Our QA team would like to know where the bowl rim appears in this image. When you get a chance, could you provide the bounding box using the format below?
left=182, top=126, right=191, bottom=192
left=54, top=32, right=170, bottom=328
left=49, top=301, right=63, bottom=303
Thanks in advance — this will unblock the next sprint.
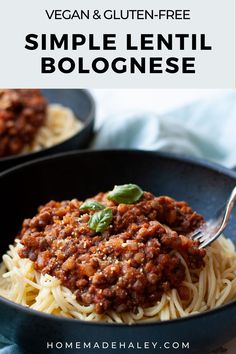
left=0, top=148, right=236, bottom=327
left=0, top=89, right=95, bottom=164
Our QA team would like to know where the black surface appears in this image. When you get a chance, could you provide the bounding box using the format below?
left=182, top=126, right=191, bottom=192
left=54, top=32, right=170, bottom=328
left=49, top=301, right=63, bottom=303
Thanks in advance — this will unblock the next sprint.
left=0, top=89, right=95, bottom=172
left=0, top=150, right=236, bottom=354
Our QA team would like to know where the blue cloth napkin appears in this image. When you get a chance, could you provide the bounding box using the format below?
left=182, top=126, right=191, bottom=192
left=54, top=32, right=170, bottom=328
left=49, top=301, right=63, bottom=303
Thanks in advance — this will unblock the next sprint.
left=1, top=92, right=236, bottom=353
left=91, top=91, right=236, bottom=168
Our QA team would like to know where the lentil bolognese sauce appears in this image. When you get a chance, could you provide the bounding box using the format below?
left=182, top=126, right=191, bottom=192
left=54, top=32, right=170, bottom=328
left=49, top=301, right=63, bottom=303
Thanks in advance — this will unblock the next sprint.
left=1, top=184, right=236, bottom=323
left=19, top=185, right=205, bottom=313
left=0, top=89, right=47, bottom=157
left=0, top=89, right=82, bottom=158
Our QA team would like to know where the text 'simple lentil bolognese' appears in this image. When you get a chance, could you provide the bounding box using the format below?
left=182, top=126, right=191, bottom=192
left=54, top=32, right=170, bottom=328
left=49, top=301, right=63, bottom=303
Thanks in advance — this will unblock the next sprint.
left=0, top=89, right=83, bottom=158
left=0, top=184, right=236, bottom=324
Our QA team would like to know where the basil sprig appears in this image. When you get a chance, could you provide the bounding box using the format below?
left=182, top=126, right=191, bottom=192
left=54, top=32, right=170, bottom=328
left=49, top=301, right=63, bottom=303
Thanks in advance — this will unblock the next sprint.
left=80, top=200, right=105, bottom=211
left=107, top=184, right=143, bottom=204
left=88, top=208, right=113, bottom=233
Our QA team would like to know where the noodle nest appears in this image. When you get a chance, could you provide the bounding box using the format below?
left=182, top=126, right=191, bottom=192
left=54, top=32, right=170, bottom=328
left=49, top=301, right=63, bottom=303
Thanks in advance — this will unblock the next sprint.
left=0, top=236, right=236, bottom=324
left=22, top=104, right=83, bottom=154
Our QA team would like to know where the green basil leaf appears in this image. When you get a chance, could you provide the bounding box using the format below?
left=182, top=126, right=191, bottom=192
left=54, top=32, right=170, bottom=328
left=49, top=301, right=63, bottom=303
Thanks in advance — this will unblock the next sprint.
left=107, top=184, right=143, bottom=204
left=80, top=200, right=105, bottom=211
left=88, top=208, right=113, bottom=233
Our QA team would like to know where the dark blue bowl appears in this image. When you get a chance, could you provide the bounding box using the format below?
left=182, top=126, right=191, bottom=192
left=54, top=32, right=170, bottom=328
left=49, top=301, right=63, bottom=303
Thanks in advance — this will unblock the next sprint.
left=0, top=150, right=235, bottom=354
left=0, top=89, right=95, bottom=172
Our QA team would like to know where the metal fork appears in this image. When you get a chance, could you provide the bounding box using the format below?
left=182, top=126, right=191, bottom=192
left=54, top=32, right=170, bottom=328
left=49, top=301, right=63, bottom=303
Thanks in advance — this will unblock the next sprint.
left=191, top=186, right=236, bottom=249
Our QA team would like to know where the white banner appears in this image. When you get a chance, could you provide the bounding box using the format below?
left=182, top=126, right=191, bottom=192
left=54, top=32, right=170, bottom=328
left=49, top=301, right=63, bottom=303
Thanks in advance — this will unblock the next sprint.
left=0, top=0, right=235, bottom=88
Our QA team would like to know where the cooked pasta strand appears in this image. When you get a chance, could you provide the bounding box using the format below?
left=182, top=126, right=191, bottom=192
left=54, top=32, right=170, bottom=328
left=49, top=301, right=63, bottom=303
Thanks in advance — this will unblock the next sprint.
left=0, top=236, right=236, bottom=323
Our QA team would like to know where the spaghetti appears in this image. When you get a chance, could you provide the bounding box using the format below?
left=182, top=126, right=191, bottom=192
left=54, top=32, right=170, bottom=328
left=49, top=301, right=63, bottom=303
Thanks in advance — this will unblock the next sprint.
left=22, top=104, right=83, bottom=153
left=0, top=88, right=83, bottom=158
left=0, top=188, right=236, bottom=324
left=0, top=236, right=236, bottom=324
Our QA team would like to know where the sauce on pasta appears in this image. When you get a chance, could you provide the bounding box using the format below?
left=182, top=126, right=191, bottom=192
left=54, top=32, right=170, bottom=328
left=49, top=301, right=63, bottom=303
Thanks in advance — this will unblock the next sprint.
left=0, top=89, right=47, bottom=157
left=18, top=190, right=205, bottom=314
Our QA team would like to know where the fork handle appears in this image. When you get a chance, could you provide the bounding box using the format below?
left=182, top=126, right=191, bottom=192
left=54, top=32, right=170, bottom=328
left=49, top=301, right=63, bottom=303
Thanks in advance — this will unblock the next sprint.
left=225, top=186, right=236, bottom=224
left=198, top=186, right=236, bottom=249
